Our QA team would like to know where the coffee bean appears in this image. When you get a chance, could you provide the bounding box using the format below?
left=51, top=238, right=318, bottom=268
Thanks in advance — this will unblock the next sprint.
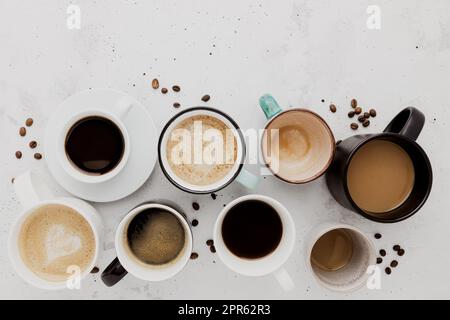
left=161, top=88, right=168, bottom=94
left=192, top=202, right=200, bottom=211
left=348, top=111, right=355, bottom=118
left=172, top=85, right=181, bottom=92
left=152, top=78, right=159, bottom=89
left=351, top=99, right=357, bottom=108
left=210, top=245, right=216, bottom=253
left=376, top=257, right=383, bottom=264
left=390, top=260, right=398, bottom=268
left=25, top=118, right=34, bottom=127
left=192, top=219, right=199, bottom=227
left=374, top=233, right=382, bottom=239
left=34, top=153, right=42, bottom=160
left=350, top=123, right=359, bottom=130
left=201, top=95, right=211, bottom=102
left=190, top=252, right=199, bottom=260
left=363, top=119, right=370, bottom=127
left=15, top=151, right=22, bottom=159
left=19, top=127, right=26, bottom=137
left=364, top=112, right=370, bottom=118
left=90, top=267, right=100, bottom=274
left=398, top=249, right=405, bottom=256
left=29, top=141, right=37, bottom=149
left=206, top=239, right=214, bottom=246
left=385, top=267, right=392, bottom=275
left=369, top=109, right=377, bottom=117
left=379, top=249, right=386, bottom=257
left=393, top=245, right=401, bottom=251
left=173, top=102, right=181, bottom=108
left=211, top=193, right=217, bottom=200
left=355, top=107, right=362, bottom=115
left=329, top=104, right=337, bottom=113
left=357, top=115, right=365, bottom=123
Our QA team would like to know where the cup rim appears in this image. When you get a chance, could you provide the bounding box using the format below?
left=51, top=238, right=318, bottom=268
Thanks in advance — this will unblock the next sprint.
left=158, top=106, right=246, bottom=194
left=114, top=203, right=193, bottom=282
left=8, top=199, right=101, bottom=290
left=58, top=110, right=131, bottom=184
left=262, top=108, right=336, bottom=184
left=342, top=133, right=433, bottom=223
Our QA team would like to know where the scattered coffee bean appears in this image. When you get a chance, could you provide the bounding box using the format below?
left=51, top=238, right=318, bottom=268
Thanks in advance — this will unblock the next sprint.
left=25, top=118, right=34, bottom=127
left=363, top=119, right=370, bottom=127
left=350, top=123, right=359, bottom=130
left=161, top=88, right=168, bottom=94
left=151, top=79, right=159, bottom=89
left=329, top=104, right=337, bottom=113
left=34, top=153, right=42, bottom=160
left=15, top=151, right=22, bottom=159
left=358, top=115, right=366, bottom=123
left=29, top=141, right=37, bottom=149
left=172, top=85, right=181, bottom=92
left=385, top=267, right=392, bottom=275
left=364, top=112, right=370, bottom=118
left=201, top=95, right=211, bottom=102
left=210, top=245, right=216, bottom=253
left=190, top=252, right=199, bottom=260
left=206, top=239, right=214, bottom=246
left=398, top=249, right=405, bottom=256
left=379, top=249, right=386, bottom=257
left=369, top=109, right=377, bottom=117
left=19, top=127, right=26, bottom=137
left=192, top=219, right=199, bottom=227
left=390, top=260, right=398, bottom=268
left=351, top=99, right=357, bottom=108
left=393, top=245, right=401, bottom=251
left=11, top=177, right=15, bottom=184
left=376, top=257, right=383, bottom=264
left=173, top=102, right=181, bottom=108
left=348, top=111, right=355, bottom=118
left=192, top=202, right=200, bottom=211
left=90, top=267, right=100, bottom=274
left=374, top=233, right=382, bottom=239
left=355, top=107, right=362, bottom=115
left=211, top=193, right=217, bottom=200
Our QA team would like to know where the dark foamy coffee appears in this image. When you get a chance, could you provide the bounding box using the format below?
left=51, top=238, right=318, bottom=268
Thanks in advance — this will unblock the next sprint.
left=126, top=208, right=186, bottom=266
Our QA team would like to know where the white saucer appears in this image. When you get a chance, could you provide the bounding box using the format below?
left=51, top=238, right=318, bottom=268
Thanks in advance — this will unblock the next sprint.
left=44, top=89, right=158, bottom=202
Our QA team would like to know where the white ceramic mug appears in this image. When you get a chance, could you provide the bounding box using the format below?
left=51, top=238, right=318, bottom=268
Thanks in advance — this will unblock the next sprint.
left=8, top=171, right=104, bottom=290
left=214, top=194, right=296, bottom=291
left=101, top=202, right=193, bottom=286
left=306, top=223, right=376, bottom=292
left=57, top=96, right=133, bottom=184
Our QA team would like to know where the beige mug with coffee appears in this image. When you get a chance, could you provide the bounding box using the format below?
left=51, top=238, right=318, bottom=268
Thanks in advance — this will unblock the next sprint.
left=8, top=171, right=104, bottom=290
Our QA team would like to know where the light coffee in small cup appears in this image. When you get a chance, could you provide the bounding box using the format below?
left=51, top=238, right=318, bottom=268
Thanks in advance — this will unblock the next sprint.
left=18, top=204, right=96, bottom=282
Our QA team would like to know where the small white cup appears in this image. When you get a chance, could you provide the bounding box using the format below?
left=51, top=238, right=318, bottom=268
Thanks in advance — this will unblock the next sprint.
left=214, top=194, right=296, bottom=291
left=58, top=96, right=133, bottom=184
left=101, top=202, right=193, bottom=286
left=306, top=223, right=376, bottom=292
left=8, top=172, right=104, bottom=290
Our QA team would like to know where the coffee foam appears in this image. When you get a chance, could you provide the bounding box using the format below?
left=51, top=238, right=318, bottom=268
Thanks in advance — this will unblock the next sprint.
left=18, top=204, right=95, bottom=282
left=166, top=115, right=237, bottom=186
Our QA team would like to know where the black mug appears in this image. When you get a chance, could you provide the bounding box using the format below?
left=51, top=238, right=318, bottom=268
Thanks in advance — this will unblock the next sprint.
left=326, top=107, right=432, bottom=223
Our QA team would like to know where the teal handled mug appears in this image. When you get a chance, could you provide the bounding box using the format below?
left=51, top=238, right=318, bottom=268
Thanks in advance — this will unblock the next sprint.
left=259, top=95, right=335, bottom=183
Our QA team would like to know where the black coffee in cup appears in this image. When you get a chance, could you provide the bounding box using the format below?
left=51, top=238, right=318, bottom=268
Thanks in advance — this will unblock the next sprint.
left=222, top=200, right=282, bottom=259
left=65, top=116, right=125, bottom=175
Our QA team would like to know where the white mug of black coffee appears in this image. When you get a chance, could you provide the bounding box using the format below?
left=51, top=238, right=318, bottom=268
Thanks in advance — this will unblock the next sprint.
left=101, top=202, right=193, bottom=286
left=58, top=96, right=133, bottom=184
left=9, top=172, right=104, bottom=290
left=213, top=195, right=296, bottom=291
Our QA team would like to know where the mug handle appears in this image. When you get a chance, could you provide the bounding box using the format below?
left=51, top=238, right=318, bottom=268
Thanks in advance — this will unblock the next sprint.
left=235, top=168, right=260, bottom=190
left=383, top=107, right=425, bottom=141
left=274, top=268, right=295, bottom=292
left=14, top=171, right=52, bottom=209
left=101, top=257, right=128, bottom=287
left=259, top=94, right=282, bottom=120
left=111, top=96, right=134, bottom=120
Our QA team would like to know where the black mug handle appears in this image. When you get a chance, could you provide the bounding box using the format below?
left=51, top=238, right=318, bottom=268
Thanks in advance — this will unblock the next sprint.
left=101, top=257, right=128, bottom=287
left=384, top=107, right=425, bottom=141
